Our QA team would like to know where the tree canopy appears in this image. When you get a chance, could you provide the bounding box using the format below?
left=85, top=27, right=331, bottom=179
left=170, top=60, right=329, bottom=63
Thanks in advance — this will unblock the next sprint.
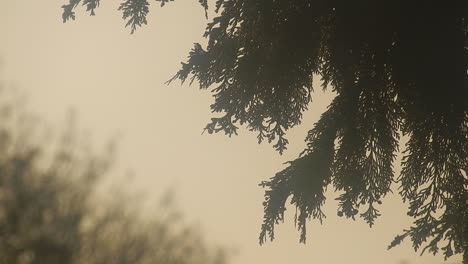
left=0, top=85, right=229, bottom=264
left=61, top=0, right=467, bottom=262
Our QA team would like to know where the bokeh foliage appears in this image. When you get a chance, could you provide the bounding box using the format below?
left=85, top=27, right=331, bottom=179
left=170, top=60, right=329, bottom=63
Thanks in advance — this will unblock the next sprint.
left=0, top=85, right=229, bottom=264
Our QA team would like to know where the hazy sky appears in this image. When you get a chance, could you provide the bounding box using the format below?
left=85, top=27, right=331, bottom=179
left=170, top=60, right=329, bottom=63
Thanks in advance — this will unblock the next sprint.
left=1, top=1, right=461, bottom=264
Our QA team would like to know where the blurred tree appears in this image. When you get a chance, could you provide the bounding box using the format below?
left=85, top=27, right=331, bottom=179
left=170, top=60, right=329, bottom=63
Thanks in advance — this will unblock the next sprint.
left=0, top=86, right=229, bottom=264
left=61, top=1, right=467, bottom=262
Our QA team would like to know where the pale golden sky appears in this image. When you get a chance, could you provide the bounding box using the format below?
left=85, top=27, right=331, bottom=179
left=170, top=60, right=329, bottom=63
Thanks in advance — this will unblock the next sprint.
left=1, top=1, right=461, bottom=264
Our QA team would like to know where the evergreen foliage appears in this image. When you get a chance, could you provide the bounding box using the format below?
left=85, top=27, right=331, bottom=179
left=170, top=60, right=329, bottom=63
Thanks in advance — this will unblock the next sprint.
left=62, top=1, right=467, bottom=262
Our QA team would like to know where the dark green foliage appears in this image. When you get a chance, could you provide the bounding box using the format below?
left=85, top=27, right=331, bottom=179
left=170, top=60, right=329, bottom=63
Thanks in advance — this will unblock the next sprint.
left=62, top=0, right=81, bottom=22
left=198, top=0, right=208, bottom=18
left=61, top=0, right=468, bottom=262
left=62, top=0, right=100, bottom=22
left=62, top=0, right=206, bottom=33
left=171, top=3, right=467, bottom=261
left=156, top=0, right=174, bottom=7
left=174, top=3, right=467, bottom=262
left=118, top=0, right=150, bottom=34
left=83, top=0, right=100, bottom=15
